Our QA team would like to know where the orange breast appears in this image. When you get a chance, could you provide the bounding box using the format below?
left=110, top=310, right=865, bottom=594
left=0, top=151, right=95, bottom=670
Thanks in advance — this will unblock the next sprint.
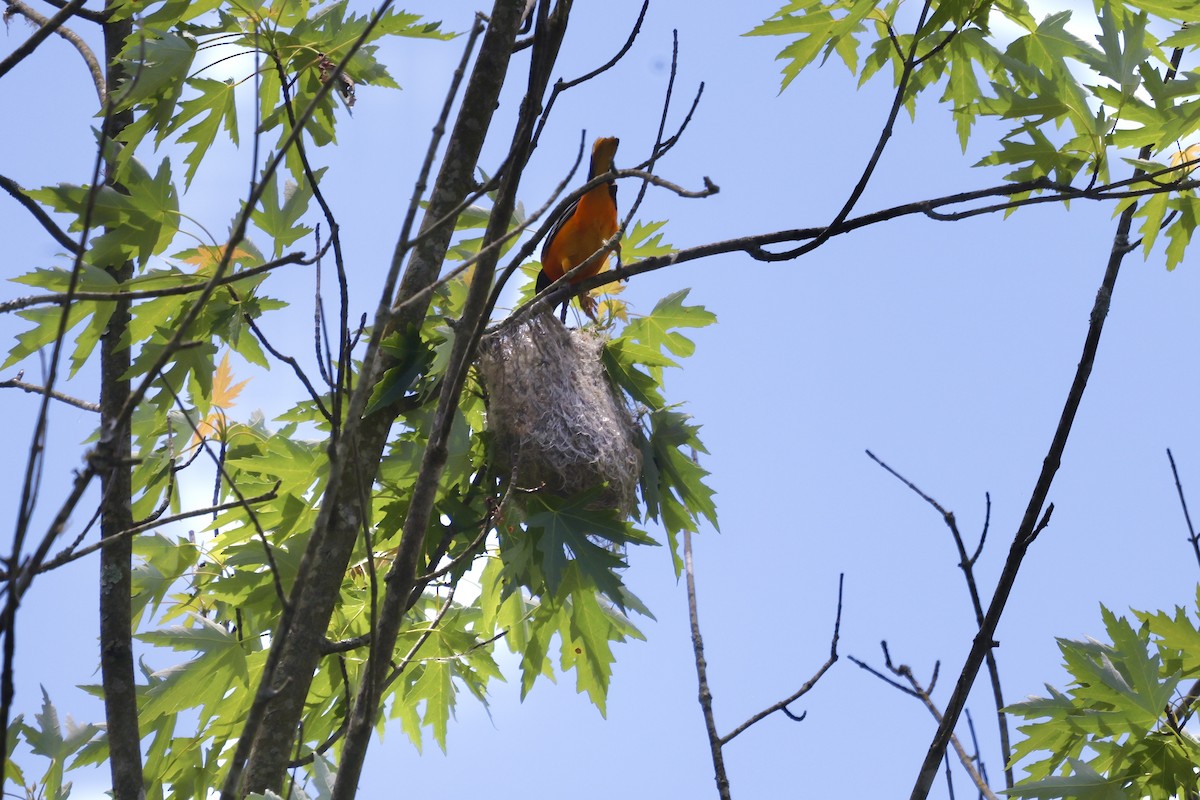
left=541, top=185, right=618, bottom=284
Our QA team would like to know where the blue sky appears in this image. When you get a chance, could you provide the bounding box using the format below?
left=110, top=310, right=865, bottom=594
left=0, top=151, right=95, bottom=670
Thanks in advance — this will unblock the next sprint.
left=6, top=0, right=1200, bottom=797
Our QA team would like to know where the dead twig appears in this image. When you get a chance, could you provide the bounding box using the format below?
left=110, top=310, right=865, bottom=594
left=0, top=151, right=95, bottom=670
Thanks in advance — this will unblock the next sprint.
left=852, top=644, right=999, bottom=800
left=865, top=450, right=1012, bottom=787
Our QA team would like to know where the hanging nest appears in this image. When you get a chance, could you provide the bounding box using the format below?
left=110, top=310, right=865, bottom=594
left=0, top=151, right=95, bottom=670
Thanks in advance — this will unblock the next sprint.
left=477, top=313, right=642, bottom=517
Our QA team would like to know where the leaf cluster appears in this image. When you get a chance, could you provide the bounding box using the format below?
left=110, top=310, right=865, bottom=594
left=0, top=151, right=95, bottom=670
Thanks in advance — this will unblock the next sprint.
left=1007, top=596, right=1200, bottom=799
left=750, top=0, right=1200, bottom=267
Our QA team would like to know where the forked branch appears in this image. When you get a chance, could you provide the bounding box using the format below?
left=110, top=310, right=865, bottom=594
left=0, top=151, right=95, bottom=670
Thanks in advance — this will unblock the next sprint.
left=686, top=526, right=843, bottom=799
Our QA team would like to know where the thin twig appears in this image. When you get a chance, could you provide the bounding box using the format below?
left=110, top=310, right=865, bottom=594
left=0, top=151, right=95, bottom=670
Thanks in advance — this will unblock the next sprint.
left=270, top=53, right=350, bottom=426
left=12, top=486, right=280, bottom=578
left=965, top=709, right=991, bottom=789
left=865, top=450, right=1012, bottom=786
left=0, top=376, right=98, bottom=412
left=0, top=174, right=81, bottom=254
left=855, top=645, right=999, bottom=800
left=684, top=528, right=732, bottom=800
left=0, top=0, right=100, bottom=103
left=720, top=574, right=843, bottom=746
left=1167, top=449, right=1200, bottom=569
left=0, top=251, right=311, bottom=315
left=161, top=382, right=289, bottom=612
left=528, top=0, right=648, bottom=155
left=380, top=587, right=457, bottom=692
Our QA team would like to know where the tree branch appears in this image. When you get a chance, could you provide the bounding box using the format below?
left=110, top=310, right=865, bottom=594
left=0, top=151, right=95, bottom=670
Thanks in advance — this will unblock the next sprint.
left=0, top=250, right=311, bottom=315
left=865, top=450, right=1012, bottom=787
left=31, top=0, right=105, bottom=23
left=0, top=174, right=81, bottom=254
left=854, top=645, right=999, bottom=800
left=719, top=574, right=843, bottom=746
left=749, top=0, right=935, bottom=262
left=233, top=2, right=519, bottom=793
left=527, top=0, right=648, bottom=155
left=684, top=527, right=732, bottom=800
left=96, top=14, right=143, bottom=795
left=330, top=2, right=551, bottom=793
left=908, top=51, right=1185, bottom=788
left=11, top=486, right=280, bottom=579
left=0, top=374, right=98, bottom=412
left=1, top=0, right=104, bottom=103
left=1166, top=449, right=1200, bottom=570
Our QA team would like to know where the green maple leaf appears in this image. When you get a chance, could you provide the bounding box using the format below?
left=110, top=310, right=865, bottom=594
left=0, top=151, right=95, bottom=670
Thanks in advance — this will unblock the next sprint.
left=524, top=492, right=657, bottom=606
left=20, top=688, right=102, bottom=800
left=1165, top=194, right=1199, bottom=270
left=169, top=78, right=240, bottom=188
left=251, top=167, right=321, bottom=257
left=1008, top=757, right=1126, bottom=800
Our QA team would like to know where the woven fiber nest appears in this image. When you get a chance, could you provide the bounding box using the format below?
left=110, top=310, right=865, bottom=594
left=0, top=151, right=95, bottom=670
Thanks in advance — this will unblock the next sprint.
left=477, top=313, right=642, bottom=516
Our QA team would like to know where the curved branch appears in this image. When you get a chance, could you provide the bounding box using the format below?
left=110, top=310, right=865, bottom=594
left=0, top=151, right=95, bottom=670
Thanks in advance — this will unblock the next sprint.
left=751, top=0, right=936, bottom=263
left=31, top=0, right=105, bottom=23
left=528, top=0, right=649, bottom=155
left=0, top=174, right=81, bottom=254
left=719, top=573, right=843, bottom=746
left=1, top=0, right=104, bottom=102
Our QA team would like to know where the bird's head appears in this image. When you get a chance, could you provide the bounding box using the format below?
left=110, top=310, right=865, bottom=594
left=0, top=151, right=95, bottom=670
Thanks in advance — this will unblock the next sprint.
left=590, top=136, right=619, bottom=177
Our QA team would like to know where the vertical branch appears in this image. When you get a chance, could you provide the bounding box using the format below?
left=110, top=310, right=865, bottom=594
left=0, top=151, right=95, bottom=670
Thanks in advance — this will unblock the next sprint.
left=329, top=2, right=565, bottom=794
left=909, top=47, right=1186, bottom=800
left=865, top=452, right=1011, bottom=786
left=233, top=3, right=523, bottom=794
left=908, top=165, right=1160, bottom=800
left=1166, top=449, right=1200, bottom=570
left=97, top=10, right=144, bottom=798
left=685, top=528, right=733, bottom=800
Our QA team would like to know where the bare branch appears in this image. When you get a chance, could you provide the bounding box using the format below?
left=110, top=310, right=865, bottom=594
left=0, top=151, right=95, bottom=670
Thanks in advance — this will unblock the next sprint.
left=684, top=528, right=732, bottom=800
left=749, top=0, right=936, bottom=263
left=0, top=374, right=98, bottom=412
left=1, top=0, right=103, bottom=102
left=856, top=645, right=999, bottom=800
left=908, top=45, right=1188, bottom=791
left=1167, top=449, right=1200, bottom=570
left=528, top=0, right=649, bottom=155
left=865, top=449, right=1012, bottom=785
left=0, top=174, right=80, bottom=254
left=720, top=574, right=843, bottom=746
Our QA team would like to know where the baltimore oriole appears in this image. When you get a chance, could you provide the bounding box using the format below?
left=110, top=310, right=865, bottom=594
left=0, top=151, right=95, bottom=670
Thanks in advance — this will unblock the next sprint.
left=536, top=136, right=621, bottom=321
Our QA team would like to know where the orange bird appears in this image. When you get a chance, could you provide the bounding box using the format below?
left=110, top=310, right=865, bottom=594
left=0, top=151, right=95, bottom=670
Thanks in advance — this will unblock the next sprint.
left=536, top=136, right=621, bottom=321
